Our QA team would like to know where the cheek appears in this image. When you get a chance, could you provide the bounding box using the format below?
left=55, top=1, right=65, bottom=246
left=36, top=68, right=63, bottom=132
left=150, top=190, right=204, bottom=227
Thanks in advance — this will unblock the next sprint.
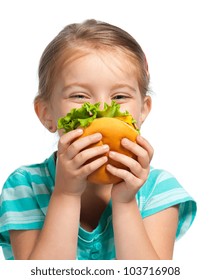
left=50, top=104, right=70, bottom=125
left=130, top=107, right=142, bottom=127
left=135, top=119, right=142, bottom=129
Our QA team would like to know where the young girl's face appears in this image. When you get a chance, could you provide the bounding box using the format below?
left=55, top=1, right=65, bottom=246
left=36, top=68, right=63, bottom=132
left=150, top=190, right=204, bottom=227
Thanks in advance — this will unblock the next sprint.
left=45, top=50, right=151, bottom=134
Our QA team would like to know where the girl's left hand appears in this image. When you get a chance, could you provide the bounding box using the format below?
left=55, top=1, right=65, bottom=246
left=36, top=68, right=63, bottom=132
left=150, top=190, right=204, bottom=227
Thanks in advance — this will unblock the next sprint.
left=107, top=135, right=153, bottom=203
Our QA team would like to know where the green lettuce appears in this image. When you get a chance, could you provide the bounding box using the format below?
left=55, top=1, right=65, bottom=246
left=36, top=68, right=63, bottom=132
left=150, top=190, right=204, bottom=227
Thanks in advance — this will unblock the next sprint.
left=57, top=101, right=137, bottom=133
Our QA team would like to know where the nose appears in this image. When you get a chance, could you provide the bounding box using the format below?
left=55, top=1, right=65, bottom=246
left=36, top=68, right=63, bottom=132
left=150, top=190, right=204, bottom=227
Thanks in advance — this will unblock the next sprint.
left=96, top=98, right=112, bottom=110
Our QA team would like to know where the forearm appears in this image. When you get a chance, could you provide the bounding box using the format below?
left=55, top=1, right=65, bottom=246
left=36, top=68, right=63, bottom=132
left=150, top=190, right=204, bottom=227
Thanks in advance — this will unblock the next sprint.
left=112, top=198, right=159, bottom=260
left=29, top=190, right=81, bottom=260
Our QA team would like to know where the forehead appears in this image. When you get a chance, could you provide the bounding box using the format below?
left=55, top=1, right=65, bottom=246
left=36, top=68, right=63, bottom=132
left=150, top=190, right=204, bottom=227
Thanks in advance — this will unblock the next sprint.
left=59, top=46, right=139, bottom=77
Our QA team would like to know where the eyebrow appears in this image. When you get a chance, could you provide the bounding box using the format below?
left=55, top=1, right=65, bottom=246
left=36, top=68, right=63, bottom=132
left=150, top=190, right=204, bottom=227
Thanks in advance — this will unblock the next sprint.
left=62, top=82, right=137, bottom=93
left=62, top=83, right=92, bottom=92
left=111, top=83, right=136, bottom=92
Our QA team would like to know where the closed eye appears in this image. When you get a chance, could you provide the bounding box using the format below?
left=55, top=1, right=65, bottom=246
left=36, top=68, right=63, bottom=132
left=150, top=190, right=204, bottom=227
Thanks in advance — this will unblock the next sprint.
left=69, top=94, right=86, bottom=99
left=65, top=93, right=91, bottom=104
left=112, top=94, right=130, bottom=100
left=67, top=93, right=90, bottom=101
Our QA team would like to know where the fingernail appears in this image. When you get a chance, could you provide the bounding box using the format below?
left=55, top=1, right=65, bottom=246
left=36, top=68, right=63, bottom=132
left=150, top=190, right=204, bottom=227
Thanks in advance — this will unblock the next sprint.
left=121, top=138, right=128, bottom=145
left=106, top=164, right=113, bottom=171
left=94, top=133, right=102, bottom=138
left=76, top=128, right=83, bottom=133
left=109, top=151, right=116, bottom=157
left=102, top=144, right=109, bottom=150
left=103, top=156, right=108, bottom=162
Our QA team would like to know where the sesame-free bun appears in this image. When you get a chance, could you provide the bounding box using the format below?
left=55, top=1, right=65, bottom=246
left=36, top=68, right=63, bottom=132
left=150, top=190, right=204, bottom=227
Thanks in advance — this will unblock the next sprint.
left=79, top=117, right=139, bottom=184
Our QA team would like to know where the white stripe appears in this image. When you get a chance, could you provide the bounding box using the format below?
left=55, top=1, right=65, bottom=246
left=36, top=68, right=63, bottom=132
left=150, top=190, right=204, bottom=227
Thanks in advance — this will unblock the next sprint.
left=1, top=184, right=50, bottom=201
left=0, top=209, right=45, bottom=225
left=1, top=186, right=34, bottom=201
left=21, top=166, right=50, bottom=177
left=176, top=202, right=193, bottom=239
left=150, top=169, right=173, bottom=183
left=31, top=183, right=51, bottom=195
left=144, top=170, right=174, bottom=203
left=144, top=189, right=189, bottom=211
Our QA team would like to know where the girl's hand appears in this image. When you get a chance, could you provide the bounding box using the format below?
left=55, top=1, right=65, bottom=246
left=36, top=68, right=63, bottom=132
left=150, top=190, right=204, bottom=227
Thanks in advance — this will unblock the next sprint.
left=55, top=129, right=109, bottom=196
left=107, top=135, right=153, bottom=203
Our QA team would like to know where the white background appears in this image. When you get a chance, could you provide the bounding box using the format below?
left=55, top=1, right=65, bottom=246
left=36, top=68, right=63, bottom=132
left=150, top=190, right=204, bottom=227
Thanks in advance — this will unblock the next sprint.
left=0, top=0, right=210, bottom=270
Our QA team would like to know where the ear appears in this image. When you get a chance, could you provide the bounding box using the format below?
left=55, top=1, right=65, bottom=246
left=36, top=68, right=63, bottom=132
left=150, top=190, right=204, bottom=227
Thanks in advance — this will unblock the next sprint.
left=140, top=95, right=152, bottom=125
left=34, top=101, right=57, bottom=133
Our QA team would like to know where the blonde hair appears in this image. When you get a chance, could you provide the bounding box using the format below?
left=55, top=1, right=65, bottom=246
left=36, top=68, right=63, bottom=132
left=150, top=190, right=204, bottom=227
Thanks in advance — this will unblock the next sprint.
left=34, top=19, right=150, bottom=104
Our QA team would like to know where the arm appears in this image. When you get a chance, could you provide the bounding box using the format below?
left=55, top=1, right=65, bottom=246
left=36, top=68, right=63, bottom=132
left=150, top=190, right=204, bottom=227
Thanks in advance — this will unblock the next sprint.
left=112, top=200, right=178, bottom=259
left=10, top=193, right=81, bottom=260
left=10, top=129, right=108, bottom=260
left=108, top=135, right=178, bottom=259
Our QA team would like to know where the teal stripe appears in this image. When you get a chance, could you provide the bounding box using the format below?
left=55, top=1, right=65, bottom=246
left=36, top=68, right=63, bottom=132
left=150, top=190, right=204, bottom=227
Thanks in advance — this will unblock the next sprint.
left=3, top=174, right=30, bottom=189
left=30, top=174, right=54, bottom=186
left=1, top=221, right=44, bottom=233
left=1, top=197, right=39, bottom=214
left=176, top=200, right=196, bottom=239
left=3, top=175, right=52, bottom=189
left=36, top=194, right=50, bottom=208
left=3, top=169, right=54, bottom=189
left=153, top=177, right=182, bottom=194
left=140, top=169, right=180, bottom=201
left=1, top=246, right=14, bottom=260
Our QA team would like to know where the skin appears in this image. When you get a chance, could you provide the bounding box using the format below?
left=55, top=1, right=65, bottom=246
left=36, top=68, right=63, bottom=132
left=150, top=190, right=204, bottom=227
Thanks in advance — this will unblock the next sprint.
left=10, top=50, right=178, bottom=260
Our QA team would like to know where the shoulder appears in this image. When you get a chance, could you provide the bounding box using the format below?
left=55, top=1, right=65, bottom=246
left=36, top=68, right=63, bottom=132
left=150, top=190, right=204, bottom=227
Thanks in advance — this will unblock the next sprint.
left=136, top=167, right=197, bottom=239
left=0, top=154, right=56, bottom=243
left=138, top=167, right=196, bottom=209
left=0, top=153, right=56, bottom=214
left=1, top=153, right=56, bottom=191
left=138, top=167, right=183, bottom=201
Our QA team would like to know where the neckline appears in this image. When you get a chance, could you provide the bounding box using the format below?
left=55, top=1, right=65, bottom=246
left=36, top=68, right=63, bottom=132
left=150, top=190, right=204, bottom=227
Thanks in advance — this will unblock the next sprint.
left=78, top=199, right=112, bottom=243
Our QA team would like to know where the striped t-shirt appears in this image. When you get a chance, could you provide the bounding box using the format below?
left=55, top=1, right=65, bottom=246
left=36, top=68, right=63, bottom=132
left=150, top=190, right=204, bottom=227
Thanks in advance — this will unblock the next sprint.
left=0, top=152, right=196, bottom=260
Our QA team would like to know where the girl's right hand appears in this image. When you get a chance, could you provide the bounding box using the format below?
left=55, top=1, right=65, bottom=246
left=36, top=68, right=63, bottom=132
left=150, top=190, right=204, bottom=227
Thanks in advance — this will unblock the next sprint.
left=55, top=129, right=109, bottom=196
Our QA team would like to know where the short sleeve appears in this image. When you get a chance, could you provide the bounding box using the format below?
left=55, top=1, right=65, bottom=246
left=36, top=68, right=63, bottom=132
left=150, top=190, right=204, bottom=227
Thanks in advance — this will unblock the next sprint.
left=137, top=168, right=197, bottom=240
left=0, top=169, right=46, bottom=248
left=0, top=154, right=55, bottom=259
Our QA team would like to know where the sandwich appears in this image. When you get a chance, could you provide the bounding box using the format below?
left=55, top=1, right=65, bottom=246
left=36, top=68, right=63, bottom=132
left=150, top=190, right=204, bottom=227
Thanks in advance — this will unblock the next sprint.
left=58, top=101, right=139, bottom=184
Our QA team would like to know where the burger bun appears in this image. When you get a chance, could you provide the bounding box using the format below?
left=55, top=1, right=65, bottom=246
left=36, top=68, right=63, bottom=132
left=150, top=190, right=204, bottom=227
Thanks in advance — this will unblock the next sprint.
left=79, top=117, right=139, bottom=184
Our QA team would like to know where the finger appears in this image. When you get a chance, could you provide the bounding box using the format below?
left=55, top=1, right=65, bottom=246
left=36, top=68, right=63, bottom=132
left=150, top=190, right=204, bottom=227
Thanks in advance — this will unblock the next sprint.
left=80, top=156, right=108, bottom=178
left=66, top=133, right=103, bottom=159
left=121, top=137, right=152, bottom=169
left=72, top=144, right=109, bottom=169
left=58, top=131, right=102, bottom=157
left=106, top=163, right=143, bottom=186
left=136, top=135, right=154, bottom=161
left=108, top=151, right=142, bottom=178
left=107, top=163, right=149, bottom=187
left=58, top=129, right=84, bottom=154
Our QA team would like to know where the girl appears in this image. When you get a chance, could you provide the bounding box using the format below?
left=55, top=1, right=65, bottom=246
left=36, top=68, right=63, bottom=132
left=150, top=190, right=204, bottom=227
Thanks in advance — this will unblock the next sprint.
left=0, top=19, right=196, bottom=260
